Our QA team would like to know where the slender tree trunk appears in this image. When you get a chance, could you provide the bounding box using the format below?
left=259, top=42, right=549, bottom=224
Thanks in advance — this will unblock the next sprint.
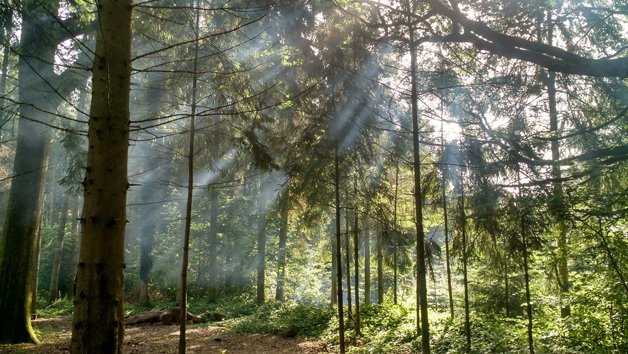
left=460, top=176, right=471, bottom=348
left=331, top=224, right=338, bottom=305
left=345, top=199, right=352, bottom=315
left=207, top=116, right=220, bottom=301
left=353, top=179, right=360, bottom=335
left=48, top=184, right=55, bottom=227
left=441, top=120, right=454, bottom=319
left=377, top=234, right=383, bottom=304
left=505, top=253, right=510, bottom=317
left=409, top=11, right=430, bottom=352
left=334, top=140, right=345, bottom=353
left=363, top=218, right=370, bottom=305
left=49, top=191, right=70, bottom=303
left=70, top=0, right=133, bottom=351
left=0, top=23, right=13, bottom=144
left=66, top=197, right=81, bottom=298
left=518, top=171, right=535, bottom=354
left=138, top=164, right=158, bottom=307
left=276, top=189, right=289, bottom=301
left=393, top=162, right=399, bottom=305
left=178, top=6, right=200, bottom=353
left=257, top=176, right=267, bottom=302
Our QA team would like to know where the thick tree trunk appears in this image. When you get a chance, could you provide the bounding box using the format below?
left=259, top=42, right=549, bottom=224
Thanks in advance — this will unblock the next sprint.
left=257, top=176, right=267, bottom=302
left=49, top=191, right=70, bottom=303
left=70, top=0, right=133, bottom=352
left=0, top=1, right=59, bottom=341
left=275, top=189, right=289, bottom=301
left=363, top=218, right=370, bottom=305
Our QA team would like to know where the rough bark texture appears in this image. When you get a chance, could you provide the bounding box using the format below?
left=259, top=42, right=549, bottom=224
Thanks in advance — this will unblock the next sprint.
left=49, top=192, right=70, bottom=303
left=0, top=0, right=60, bottom=343
left=70, top=0, right=133, bottom=352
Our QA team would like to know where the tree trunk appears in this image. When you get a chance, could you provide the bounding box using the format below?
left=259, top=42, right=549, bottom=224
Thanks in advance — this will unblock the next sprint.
left=66, top=197, right=81, bottom=298
left=409, top=12, right=430, bottom=352
left=31, top=222, right=42, bottom=318
left=345, top=199, right=352, bottom=315
left=138, top=156, right=161, bottom=307
left=178, top=6, right=200, bottom=353
left=353, top=183, right=360, bottom=335
left=0, top=1, right=59, bottom=342
left=518, top=170, right=535, bottom=354
left=460, top=177, right=471, bottom=348
left=207, top=116, right=220, bottom=302
left=49, top=191, right=70, bottom=303
left=441, top=122, right=454, bottom=319
left=257, top=175, right=268, bottom=302
left=334, top=140, right=345, bottom=353
left=275, top=189, right=289, bottom=301
left=363, top=218, right=370, bottom=305
left=377, top=233, right=383, bottom=304
left=331, top=221, right=338, bottom=305
left=70, top=0, right=133, bottom=351
left=393, top=162, right=399, bottom=305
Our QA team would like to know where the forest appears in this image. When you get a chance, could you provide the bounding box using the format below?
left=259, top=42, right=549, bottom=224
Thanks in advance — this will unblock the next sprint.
left=0, top=0, right=626, bottom=353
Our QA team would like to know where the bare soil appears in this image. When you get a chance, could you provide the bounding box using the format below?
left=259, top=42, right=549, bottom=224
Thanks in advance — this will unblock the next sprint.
left=0, top=316, right=329, bottom=354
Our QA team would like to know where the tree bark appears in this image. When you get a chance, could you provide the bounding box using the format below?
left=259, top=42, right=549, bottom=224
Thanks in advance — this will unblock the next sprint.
left=331, top=220, right=338, bottom=306
left=275, top=189, right=289, bottom=301
left=345, top=199, right=352, bottom=315
left=353, top=183, right=360, bottom=335
left=409, top=10, right=430, bottom=352
left=393, top=162, right=399, bottom=305
left=257, top=175, right=267, bottom=302
left=207, top=116, right=220, bottom=302
left=460, top=176, right=471, bottom=348
left=70, top=0, right=133, bottom=351
left=518, top=170, right=535, bottom=354
left=0, top=1, right=60, bottom=342
left=363, top=218, right=370, bottom=305
left=66, top=197, right=81, bottom=298
left=178, top=6, right=200, bottom=353
left=377, top=233, right=383, bottom=304
left=334, top=140, right=345, bottom=353
left=31, top=222, right=42, bottom=318
left=49, top=191, right=70, bottom=303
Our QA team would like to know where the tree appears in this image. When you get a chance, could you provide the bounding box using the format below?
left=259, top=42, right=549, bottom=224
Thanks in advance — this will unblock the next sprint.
left=0, top=0, right=89, bottom=343
left=70, top=0, right=133, bottom=351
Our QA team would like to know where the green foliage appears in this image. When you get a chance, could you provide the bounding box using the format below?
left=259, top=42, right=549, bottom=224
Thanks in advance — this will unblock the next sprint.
left=36, top=296, right=74, bottom=317
left=196, top=294, right=334, bottom=337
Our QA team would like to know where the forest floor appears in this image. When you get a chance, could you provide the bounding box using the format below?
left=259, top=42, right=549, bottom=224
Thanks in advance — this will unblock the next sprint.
left=0, top=316, right=328, bottom=354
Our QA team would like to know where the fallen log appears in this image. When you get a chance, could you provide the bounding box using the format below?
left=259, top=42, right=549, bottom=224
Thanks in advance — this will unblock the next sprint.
left=124, top=307, right=205, bottom=326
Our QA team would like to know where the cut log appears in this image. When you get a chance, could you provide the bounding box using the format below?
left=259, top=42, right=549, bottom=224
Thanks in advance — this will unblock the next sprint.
left=124, top=307, right=204, bottom=326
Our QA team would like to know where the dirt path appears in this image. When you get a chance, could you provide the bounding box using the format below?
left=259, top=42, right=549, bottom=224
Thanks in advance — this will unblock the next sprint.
left=0, top=316, right=328, bottom=354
